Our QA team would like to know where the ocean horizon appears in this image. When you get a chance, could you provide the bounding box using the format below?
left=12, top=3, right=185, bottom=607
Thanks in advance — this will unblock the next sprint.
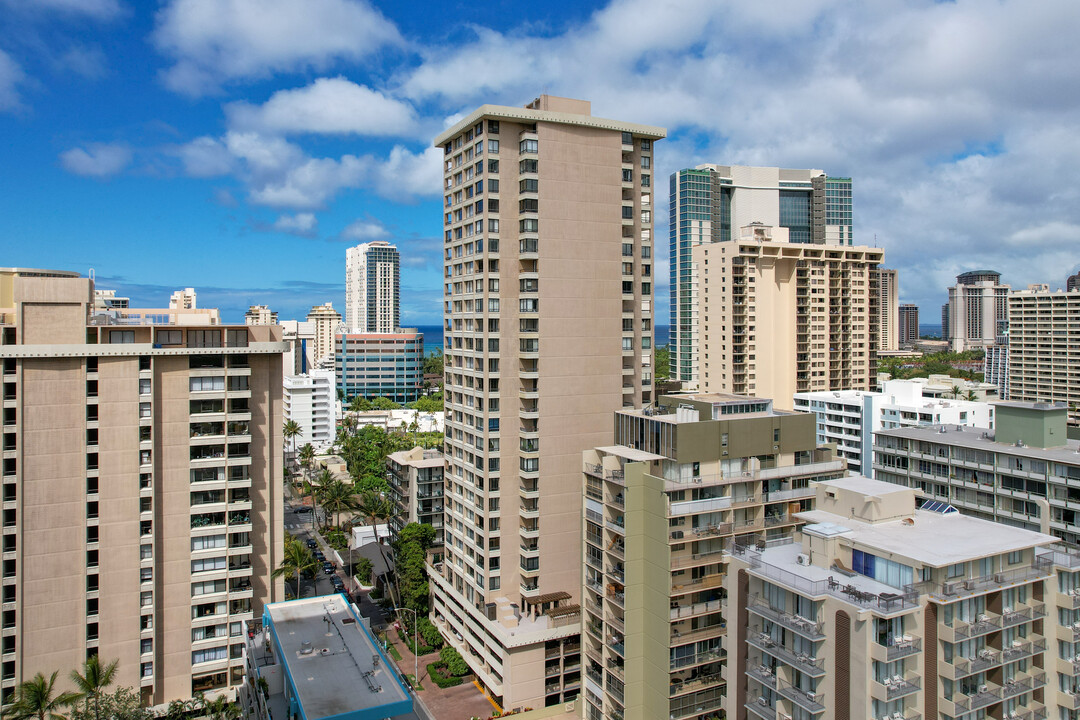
left=414, top=324, right=672, bottom=355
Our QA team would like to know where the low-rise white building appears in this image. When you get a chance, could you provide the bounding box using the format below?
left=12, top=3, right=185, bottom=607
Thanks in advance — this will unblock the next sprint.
left=283, top=369, right=336, bottom=448
left=349, top=409, right=444, bottom=434
left=794, top=379, right=996, bottom=476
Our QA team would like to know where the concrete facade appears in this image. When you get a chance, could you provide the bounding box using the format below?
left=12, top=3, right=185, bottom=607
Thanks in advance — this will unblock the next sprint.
left=345, top=242, right=400, bottom=334
left=724, top=476, right=1068, bottom=720
left=694, top=223, right=885, bottom=410
left=428, top=95, right=665, bottom=711
left=668, top=166, right=854, bottom=387
left=283, top=369, right=335, bottom=449
left=386, top=447, right=444, bottom=546
left=305, top=303, right=341, bottom=368
left=0, top=272, right=285, bottom=706
left=582, top=394, right=846, bottom=720
left=944, top=271, right=1009, bottom=352
left=795, top=380, right=997, bottom=476
left=899, top=304, right=920, bottom=348
left=1006, top=287, right=1080, bottom=426
left=877, top=269, right=899, bottom=353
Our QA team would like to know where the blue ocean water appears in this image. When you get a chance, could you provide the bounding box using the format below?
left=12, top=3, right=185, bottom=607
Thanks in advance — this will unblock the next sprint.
left=415, top=325, right=672, bottom=355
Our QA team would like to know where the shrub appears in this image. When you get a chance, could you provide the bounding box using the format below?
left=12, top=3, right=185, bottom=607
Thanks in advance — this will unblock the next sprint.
left=357, top=557, right=373, bottom=584
left=417, top=617, right=444, bottom=649
left=426, top=662, right=463, bottom=689
left=440, top=646, right=469, bottom=676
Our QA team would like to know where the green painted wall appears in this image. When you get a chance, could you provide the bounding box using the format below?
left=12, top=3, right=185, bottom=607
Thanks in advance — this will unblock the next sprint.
left=996, top=403, right=1068, bottom=448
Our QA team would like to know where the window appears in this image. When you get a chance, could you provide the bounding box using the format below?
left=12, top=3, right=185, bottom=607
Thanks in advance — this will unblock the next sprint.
left=488, top=219, right=499, bottom=233
left=622, top=243, right=633, bottom=257
left=109, top=331, right=134, bottom=344
left=519, top=199, right=538, bottom=212
left=621, top=206, right=633, bottom=219
left=226, top=330, right=248, bottom=348
left=487, top=159, right=499, bottom=173
left=641, top=174, right=651, bottom=187
left=622, top=168, right=633, bottom=182
left=191, top=647, right=227, bottom=665
left=487, top=120, right=499, bottom=134
left=190, top=376, right=225, bottom=392
left=519, top=139, right=538, bottom=153
left=641, top=156, right=651, bottom=169
left=187, top=330, right=221, bottom=348
left=192, top=557, right=227, bottom=573
left=640, top=140, right=652, bottom=151
left=520, top=219, right=539, bottom=232
left=191, top=535, right=227, bottom=551
left=519, top=159, right=538, bottom=173
left=520, top=179, right=538, bottom=193
left=156, top=330, right=181, bottom=346
left=191, top=579, right=226, bottom=596
left=488, top=140, right=499, bottom=154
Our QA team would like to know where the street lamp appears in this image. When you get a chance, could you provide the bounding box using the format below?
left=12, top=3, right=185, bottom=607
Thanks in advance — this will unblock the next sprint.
left=390, top=606, right=418, bottom=691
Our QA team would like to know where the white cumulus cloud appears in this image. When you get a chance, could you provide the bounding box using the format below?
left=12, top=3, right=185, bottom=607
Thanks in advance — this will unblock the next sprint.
left=341, top=219, right=390, bottom=241
left=152, top=0, right=403, bottom=96
left=226, top=77, right=418, bottom=137
left=0, top=49, right=25, bottom=112
left=59, top=142, right=132, bottom=177
left=270, top=212, right=317, bottom=237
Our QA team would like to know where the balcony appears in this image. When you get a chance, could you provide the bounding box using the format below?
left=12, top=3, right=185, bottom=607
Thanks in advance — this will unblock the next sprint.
left=668, top=670, right=722, bottom=697
left=776, top=678, right=824, bottom=714
left=747, top=631, right=825, bottom=677
left=746, top=665, right=776, bottom=690
left=747, top=597, right=824, bottom=640
left=670, top=598, right=724, bottom=621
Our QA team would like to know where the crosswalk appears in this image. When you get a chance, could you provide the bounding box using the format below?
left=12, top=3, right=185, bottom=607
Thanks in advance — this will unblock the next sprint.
left=285, top=523, right=306, bottom=530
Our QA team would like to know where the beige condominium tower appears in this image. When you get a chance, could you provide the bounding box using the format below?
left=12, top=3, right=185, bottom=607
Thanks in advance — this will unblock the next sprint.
left=581, top=393, right=846, bottom=720
left=0, top=269, right=285, bottom=706
left=427, top=96, right=665, bottom=711
left=694, top=222, right=885, bottom=409
left=724, top=475, right=1080, bottom=720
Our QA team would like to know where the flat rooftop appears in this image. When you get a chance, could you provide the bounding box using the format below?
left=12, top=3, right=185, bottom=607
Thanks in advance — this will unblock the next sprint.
left=795, top=505, right=1058, bottom=567
left=265, top=595, right=411, bottom=720
left=594, top=445, right=666, bottom=462
left=815, top=476, right=910, bottom=499
left=876, top=424, right=1080, bottom=463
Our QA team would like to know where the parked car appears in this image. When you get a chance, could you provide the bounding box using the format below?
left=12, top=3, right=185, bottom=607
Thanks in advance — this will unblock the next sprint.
left=323, top=562, right=335, bottom=575
left=295, top=506, right=312, bottom=514
left=313, top=550, right=325, bottom=561
left=305, top=539, right=318, bottom=549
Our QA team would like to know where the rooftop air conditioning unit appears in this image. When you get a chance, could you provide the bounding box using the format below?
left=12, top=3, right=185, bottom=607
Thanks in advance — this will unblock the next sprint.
left=796, top=553, right=810, bottom=566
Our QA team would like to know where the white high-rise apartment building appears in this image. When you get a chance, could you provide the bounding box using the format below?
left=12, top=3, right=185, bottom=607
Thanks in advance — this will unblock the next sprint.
left=282, top=368, right=335, bottom=449
left=427, top=95, right=664, bottom=711
left=877, top=268, right=899, bottom=352
left=1006, top=286, right=1080, bottom=425
left=944, top=270, right=1010, bottom=351
left=169, top=287, right=197, bottom=310
left=345, top=241, right=400, bottom=333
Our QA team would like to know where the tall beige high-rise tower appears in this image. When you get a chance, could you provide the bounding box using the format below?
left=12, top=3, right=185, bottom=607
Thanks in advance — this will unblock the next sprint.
left=427, top=96, right=665, bottom=710
left=304, top=302, right=341, bottom=366
left=345, top=241, right=400, bottom=333
left=0, top=270, right=285, bottom=707
left=876, top=268, right=899, bottom=352
left=694, top=223, right=885, bottom=409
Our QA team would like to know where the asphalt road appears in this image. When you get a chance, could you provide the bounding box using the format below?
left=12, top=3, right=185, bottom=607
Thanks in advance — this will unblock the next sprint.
left=282, top=498, right=431, bottom=720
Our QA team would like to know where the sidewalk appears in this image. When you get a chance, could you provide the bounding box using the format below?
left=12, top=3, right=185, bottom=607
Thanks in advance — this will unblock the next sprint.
left=385, top=631, right=495, bottom=720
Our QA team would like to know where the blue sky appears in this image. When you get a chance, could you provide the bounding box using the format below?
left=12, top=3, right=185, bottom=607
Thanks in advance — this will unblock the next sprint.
left=2, top=0, right=1080, bottom=325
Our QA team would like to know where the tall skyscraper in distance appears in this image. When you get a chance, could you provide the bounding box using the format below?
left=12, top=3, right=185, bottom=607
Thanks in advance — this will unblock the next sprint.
left=305, top=302, right=341, bottom=366
left=1006, top=285, right=1080, bottom=425
left=345, top=241, right=400, bottom=333
left=668, top=165, right=853, bottom=386
left=428, top=95, right=664, bottom=710
left=876, top=268, right=899, bottom=351
left=243, top=304, right=277, bottom=325
left=943, top=269, right=1009, bottom=351
left=899, top=302, right=920, bottom=346
left=693, top=222, right=884, bottom=410
left=1067, top=269, right=1080, bottom=292
left=0, top=269, right=285, bottom=706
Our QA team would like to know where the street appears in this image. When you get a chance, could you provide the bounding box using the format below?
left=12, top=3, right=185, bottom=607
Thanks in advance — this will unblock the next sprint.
left=283, top=497, right=433, bottom=720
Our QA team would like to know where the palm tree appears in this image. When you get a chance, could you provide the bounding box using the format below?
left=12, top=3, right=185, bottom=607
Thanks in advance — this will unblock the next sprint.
left=306, top=468, right=335, bottom=530
left=202, top=694, right=240, bottom=720
left=69, top=657, right=118, bottom=720
left=282, top=420, right=302, bottom=471
left=356, top=489, right=400, bottom=606
left=7, top=671, right=82, bottom=720
left=319, top=479, right=359, bottom=527
left=297, top=443, right=316, bottom=495
left=950, top=384, right=962, bottom=400
left=272, top=538, right=319, bottom=598
left=965, top=390, right=978, bottom=402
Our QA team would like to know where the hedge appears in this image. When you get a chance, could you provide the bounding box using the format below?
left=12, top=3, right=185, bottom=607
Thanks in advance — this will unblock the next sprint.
left=426, top=662, right=463, bottom=689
